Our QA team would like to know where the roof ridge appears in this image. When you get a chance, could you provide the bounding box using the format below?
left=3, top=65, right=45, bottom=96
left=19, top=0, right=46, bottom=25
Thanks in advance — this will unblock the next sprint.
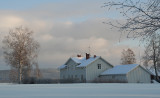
left=76, top=56, right=100, bottom=67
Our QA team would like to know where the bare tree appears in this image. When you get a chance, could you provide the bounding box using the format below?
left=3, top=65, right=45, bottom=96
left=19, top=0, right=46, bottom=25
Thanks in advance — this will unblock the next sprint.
left=103, top=0, right=160, bottom=83
left=143, top=34, right=160, bottom=82
left=9, top=67, right=18, bottom=83
left=2, top=26, right=40, bottom=84
left=121, top=48, right=136, bottom=65
left=103, top=0, right=160, bottom=40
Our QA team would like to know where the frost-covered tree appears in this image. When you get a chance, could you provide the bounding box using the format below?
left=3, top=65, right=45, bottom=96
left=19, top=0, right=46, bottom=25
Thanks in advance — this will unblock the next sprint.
left=2, top=26, right=40, bottom=84
left=121, top=48, right=136, bottom=65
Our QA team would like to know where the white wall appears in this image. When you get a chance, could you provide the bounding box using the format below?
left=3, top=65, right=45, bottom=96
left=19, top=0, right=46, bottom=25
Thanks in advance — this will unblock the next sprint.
left=86, top=58, right=112, bottom=82
left=99, top=75, right=127, bottom=82
left=60, top=57, right=113, bottom=82
left=127, top=66, right=151, bottom=83
left=60, top=59, right=86, bottom=81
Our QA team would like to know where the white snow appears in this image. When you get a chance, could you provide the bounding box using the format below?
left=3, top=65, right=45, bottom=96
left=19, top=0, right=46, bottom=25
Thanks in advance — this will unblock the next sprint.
left=147, top=68, right=160, bottom=76
left=71, top=57, right=85, bottom=63
left=73, top=56, right=100, bottom=67
left=0, top=83, right=159, bottom=98
left=58, top=64, right=67, bottom=69
left=59, top=56, right=100, bottom=69
left=101, top=64, right=139, bottom=75
left=152, top=80, right=159, bottom=84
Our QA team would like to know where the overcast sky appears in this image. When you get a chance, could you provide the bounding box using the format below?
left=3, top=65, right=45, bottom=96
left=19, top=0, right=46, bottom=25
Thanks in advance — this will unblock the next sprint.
left=0, top=0, right=143, bottom=70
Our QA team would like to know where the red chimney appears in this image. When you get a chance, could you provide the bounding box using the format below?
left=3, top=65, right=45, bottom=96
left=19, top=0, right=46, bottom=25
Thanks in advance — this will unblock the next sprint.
left=77, top=54, right=81, bottom=57
left=86, top=53, right=90, bottom=60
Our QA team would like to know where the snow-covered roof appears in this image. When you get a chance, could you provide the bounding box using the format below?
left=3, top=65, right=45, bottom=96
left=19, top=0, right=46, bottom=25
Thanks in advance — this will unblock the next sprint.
left=101, top=64, right=139, bottom=75
left=58, top=64, right=67, bottom=70
left=59, top=56, right=101, bottom=69
left=73, top=56, right=100, bottom=67
left=147, top=68, right=160, bottom=76
left=71, top=57, right=86, bottom=64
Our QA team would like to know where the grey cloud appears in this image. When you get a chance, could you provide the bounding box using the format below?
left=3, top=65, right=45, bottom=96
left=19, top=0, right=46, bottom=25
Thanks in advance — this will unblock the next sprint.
left=0, top=16, right=140, bottom=69
left=50, top=18, right=122, bottom=42
left=0, top=0, right=142, bottom=69
left=23, top=0, right=106, bottom=19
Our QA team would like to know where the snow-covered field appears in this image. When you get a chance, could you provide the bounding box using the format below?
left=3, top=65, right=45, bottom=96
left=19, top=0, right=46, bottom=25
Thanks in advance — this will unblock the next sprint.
left=0, top=83, right=160, bottom=98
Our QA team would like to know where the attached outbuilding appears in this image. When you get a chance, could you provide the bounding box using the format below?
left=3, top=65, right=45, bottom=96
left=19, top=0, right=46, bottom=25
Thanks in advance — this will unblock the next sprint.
left=100, top=64, right=151, bottom=83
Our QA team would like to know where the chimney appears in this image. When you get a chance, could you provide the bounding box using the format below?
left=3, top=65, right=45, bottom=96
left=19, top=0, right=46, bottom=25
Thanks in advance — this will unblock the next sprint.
left=94, top=55, right=96, bottom=58
left=86, top=53, right=90, bottom=60
left=77, top=54, right=81, bottom=57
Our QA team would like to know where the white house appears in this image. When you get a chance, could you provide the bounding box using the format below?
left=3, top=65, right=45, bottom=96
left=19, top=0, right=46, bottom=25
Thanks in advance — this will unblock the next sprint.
left=100, top=64, right=151, bottom=83
left=59, top=53, right=113, bottom=82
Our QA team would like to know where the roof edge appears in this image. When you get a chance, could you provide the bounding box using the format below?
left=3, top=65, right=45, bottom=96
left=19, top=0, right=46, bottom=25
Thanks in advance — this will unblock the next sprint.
left=100, top=73, right=126, bottom=76
left=76, top=56, right=100, bottom=68
left=126, top=64, right=139, bottom=74
left=100, top=57, right=114, bottom=67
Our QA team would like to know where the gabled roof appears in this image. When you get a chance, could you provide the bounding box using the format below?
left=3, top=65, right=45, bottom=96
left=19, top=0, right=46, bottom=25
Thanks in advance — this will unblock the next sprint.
left=59, top=56, right=113, bottom=69
left=58, top=64, right=67, bottom=69
left=101, top=64, right=139, bottom=75
left=71, top=57, right=87, bottom=64
left=72, top=56, right=100, bottom=67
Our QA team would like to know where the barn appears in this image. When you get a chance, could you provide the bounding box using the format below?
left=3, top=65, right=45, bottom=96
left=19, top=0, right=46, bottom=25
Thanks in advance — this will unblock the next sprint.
left=100, top=64, right=151, bottom=83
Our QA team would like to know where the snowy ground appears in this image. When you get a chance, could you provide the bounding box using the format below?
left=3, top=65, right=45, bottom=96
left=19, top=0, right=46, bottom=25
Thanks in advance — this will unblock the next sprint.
left=0, top=83, right=160, bottom=98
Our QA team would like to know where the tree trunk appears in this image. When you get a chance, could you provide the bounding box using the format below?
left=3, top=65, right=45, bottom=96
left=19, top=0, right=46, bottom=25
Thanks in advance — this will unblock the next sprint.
left=153, top=41, right=160, bottom=83
left=18, top=62, right=22, bottom=84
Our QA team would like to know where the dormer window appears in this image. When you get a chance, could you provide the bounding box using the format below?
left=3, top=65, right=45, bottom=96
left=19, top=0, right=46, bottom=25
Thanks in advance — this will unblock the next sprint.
left=98, top=64, right=101, bottom=69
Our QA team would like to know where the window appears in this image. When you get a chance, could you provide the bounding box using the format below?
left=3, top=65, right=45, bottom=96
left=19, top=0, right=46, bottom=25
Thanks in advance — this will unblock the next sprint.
left=81, top=75, right=84, bottom=80
left=98, top=64, right=101, bottom=69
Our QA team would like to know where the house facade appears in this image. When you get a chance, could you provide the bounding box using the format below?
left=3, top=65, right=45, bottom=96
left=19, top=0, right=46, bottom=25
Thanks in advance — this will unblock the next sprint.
left=100, top=64, right=151, bottom=83
left=59, top=53, right=113, bottom=82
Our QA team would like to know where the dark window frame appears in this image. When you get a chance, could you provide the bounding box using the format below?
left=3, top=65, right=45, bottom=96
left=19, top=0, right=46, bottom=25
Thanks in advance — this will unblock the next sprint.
left=97, top=64, right=101, bottom=69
